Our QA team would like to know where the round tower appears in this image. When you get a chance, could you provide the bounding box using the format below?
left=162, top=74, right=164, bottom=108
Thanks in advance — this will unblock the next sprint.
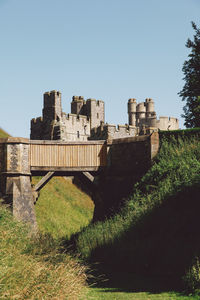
left=145, top=98, right=155, bottom=118
left=128, top=98, right=137, bottom=126
left=136, top=102, right=146, bottom=125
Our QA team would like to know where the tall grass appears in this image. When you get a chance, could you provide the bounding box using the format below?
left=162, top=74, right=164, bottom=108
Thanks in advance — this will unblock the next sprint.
left=73, top=135, right=200, bottom=289
left=0, top=203, right=88, bottom=299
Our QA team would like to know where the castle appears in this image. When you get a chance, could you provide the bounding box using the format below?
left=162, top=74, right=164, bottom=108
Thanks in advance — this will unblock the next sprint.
left=31, top=90, right=179, bottom=141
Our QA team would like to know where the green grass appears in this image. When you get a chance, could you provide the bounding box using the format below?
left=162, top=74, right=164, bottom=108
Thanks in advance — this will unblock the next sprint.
left=33, top=176, right=94, bottom=239
left=87, top=288, right=199, bottom=299
left=2, top=127, right=200, bottom=299
left=0, top=128, right=10, bottom=138
left=72, top=135, right=200, bottom=295
left=0, top=202, right=88, bottom=299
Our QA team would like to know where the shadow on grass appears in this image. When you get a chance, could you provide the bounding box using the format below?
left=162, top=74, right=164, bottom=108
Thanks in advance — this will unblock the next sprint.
left=85, top=183, right=200, bottom=294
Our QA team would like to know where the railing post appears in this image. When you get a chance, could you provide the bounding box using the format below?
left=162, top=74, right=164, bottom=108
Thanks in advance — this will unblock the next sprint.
left=0, top=138, right=37, bottom=231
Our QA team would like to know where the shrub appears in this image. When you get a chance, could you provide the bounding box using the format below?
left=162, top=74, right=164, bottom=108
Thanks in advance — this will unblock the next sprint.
left=183, top=257, right=200, bottom=294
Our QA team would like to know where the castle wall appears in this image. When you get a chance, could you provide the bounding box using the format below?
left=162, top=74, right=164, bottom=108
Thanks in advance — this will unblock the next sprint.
left=136, top=102, right=146, bottom=124
left=86, top=99, right=105, bottom=129
left=59, top=114, right=90, bottom=141
left=90, top=124, right=137, bottom=140
left=43, top=91, right=62, bottom=121
left=31, top=117, right=53, bottom=140
left=31, top=91, right=179, bottom=142
left=31, top=114, right=90, bottom=142
left=128, top=98, right=137, bottom=126
left=71, top=96, right=86, bottom=115
left=136, top=116, right=179, bottom=131
left=128, top=97, right=179, bottom=132
left=158, top=116, right=179, bottom=130
left=31, top=117, right=43, bottom=140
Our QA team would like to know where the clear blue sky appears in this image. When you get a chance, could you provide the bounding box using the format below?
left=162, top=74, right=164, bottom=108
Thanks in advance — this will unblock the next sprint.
left=0, top=0, right=199, bottom=137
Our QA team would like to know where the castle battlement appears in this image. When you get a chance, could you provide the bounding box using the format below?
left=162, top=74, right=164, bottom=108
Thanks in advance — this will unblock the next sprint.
left=31, top=117, right=43, bottom=124
left=159, top=116, right=179, bottom=122
left=64, top=113, right=89, bottom=121
left=31, top=91, right=179, bottom=142
left=90, top=123, right=137, bottom=140
left=128, top=97, right=179, bottom=131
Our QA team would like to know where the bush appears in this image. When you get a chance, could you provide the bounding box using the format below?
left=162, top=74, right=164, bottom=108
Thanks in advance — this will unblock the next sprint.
left=183, top=257, right=200, bottom=294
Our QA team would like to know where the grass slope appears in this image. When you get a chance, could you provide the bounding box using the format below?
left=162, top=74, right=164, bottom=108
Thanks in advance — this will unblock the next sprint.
left=2, top=125, right=199, bottom=298
left=72, top=135, right=200, bottom=294
left=34, top=176, right=94, bottom=239
left=0, top=203, right=88, bottom=299
left=0, top=128, right=10, bottom=138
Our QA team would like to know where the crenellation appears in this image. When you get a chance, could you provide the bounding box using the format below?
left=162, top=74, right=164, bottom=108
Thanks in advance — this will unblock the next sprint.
left=89, top=123, right=137, bottom=140
left=31, top=91, right=179, bottom=141
left=128, top=98, right=179, bottom=132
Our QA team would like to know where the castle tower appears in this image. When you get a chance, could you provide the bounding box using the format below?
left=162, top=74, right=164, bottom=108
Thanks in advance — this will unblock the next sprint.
left=136, top=102, right=146, bottom=126
left=43, top=90, right=62, bottom=121
left=145, top=98, right=155, bottom=118
left=86, top=98, right=105, bottom=129
left=128, top=98, right=137, bottom=126
left=71, top=96, right=85, bottom=115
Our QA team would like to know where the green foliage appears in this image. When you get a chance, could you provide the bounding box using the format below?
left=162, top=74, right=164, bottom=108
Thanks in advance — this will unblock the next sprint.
left=73, top=134, right=200, bottom=293
left=179, top=22, right=200, bottom=128
left=159, top=127, right=200, bottom=140
left=0, top=203, right=88, bottom=299
left=183, top=257, right=200, bottom=294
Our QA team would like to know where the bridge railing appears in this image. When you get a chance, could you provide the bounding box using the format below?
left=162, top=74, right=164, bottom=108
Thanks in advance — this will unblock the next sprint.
left=30, top=140, right=107, bottom=171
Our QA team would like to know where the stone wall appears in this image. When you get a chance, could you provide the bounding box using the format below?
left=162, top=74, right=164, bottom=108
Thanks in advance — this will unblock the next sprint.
left=128, top=98, right=179, bottom=131
left=107, top=132, right=159, bottom=175
left=90, top=124, right=137, bottom=140
left=0, top=138, right=37, bottom=231
left=56, top=114, right=90, bottom=141
left=31, top=91, right=179, bottom=142
left=92, top=132, right=159, bottom=221
left=71, top=96, right=105, bottom=129
left=158, top=116, right=179, bottom=130
left=31, top=91, right=105, bottom=141
left=86, top=99, right=105, bottom=129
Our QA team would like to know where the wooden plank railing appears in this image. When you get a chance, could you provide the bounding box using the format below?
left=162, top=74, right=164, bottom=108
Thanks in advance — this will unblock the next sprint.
left=30, top=140, right=107, bottom=171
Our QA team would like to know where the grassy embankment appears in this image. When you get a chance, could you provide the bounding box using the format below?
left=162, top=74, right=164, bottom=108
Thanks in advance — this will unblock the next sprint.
left=0, top=127, right=10, bottom=138
left=33, top=176, right=94, bottom=239
left=0, top=202, right=89, bottom=299
left=1, top=126, right=200, bottom=299
left=0, top=128, right=93, bottom=299
left=71, top=131, right=200, bottom=297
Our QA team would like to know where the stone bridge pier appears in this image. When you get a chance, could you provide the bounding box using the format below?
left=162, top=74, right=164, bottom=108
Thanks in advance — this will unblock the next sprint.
left=0, top=138, right=37, bottom=231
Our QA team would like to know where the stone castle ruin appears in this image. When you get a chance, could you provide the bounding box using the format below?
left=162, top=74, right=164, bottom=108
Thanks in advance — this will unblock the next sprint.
left=31, top=90, right=179, bottom=141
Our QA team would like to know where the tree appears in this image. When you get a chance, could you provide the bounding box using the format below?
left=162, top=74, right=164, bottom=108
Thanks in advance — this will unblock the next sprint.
left=179, top=22, right=200, bottom=128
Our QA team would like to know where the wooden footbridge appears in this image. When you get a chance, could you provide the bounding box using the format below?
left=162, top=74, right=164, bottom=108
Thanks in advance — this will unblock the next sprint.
left=30, top=140, right=107, bottom=173
left=0, top=133, right=159, bottom=230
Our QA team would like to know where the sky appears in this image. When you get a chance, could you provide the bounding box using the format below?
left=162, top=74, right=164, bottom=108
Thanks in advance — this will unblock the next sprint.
left=0, top=0, right=199, bottom=137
